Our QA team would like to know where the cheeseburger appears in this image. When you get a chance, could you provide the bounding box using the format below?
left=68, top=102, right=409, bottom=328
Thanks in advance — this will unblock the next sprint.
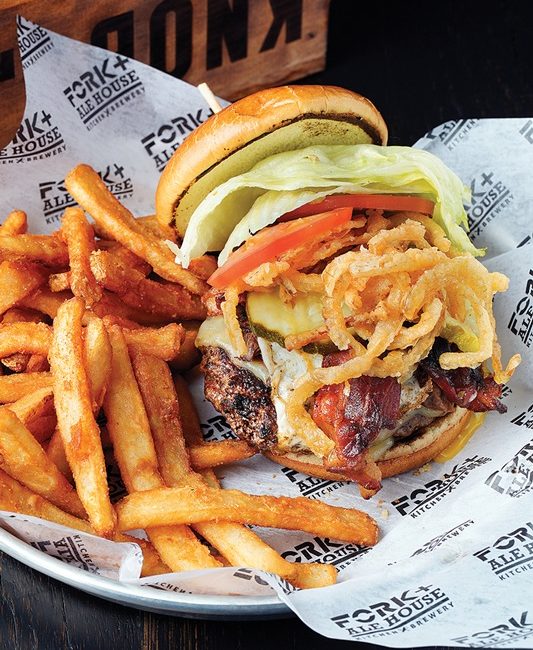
left=156, top=85, right=520, bottom=497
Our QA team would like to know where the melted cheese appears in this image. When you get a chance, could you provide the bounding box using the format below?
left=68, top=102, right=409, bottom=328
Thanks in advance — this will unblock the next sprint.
left=434, top=412, right=485, bottom=462
left=367, top=428, right=395, bottom=461
left=196, top=316, right=270, bottom=384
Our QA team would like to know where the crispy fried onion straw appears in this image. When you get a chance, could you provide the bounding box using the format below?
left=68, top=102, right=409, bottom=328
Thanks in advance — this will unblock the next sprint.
left=220, top=218, right=520, bottom=456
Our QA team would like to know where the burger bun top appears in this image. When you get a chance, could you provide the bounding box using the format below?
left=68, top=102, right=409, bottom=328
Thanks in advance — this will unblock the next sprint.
left=155, top=85, right=388, bottom=236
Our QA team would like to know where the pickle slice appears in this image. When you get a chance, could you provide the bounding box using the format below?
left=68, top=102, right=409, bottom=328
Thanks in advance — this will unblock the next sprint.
left=246, top=289, right=347, bottom=354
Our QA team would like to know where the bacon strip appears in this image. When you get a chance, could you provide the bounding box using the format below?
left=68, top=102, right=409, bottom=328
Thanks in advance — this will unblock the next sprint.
left=312, top=351, right=401, bottom=490
left=311, top=338, right=505, bottom=491
left=417, top=338, right=506, bottom=414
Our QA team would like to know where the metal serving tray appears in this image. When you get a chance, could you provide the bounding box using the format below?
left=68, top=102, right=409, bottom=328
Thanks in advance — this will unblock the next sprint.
left=0, top=527, right=290, bottom=620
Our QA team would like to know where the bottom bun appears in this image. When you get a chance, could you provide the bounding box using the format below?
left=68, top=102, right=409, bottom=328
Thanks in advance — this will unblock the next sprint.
left=264, top=407, right=472, bottom=483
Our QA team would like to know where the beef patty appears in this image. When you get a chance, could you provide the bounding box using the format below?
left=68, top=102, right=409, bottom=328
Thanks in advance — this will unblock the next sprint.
left=200, top=345, right=455, bottom=454
left=201, top=346, right=278, bottom=449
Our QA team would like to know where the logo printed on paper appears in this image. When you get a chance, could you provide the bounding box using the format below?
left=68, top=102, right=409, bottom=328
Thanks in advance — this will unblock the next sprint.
left=331, top=584, right=453, bottom=639
left=508, top=268, right=533, bottom=348
left=39, top=163, right=133, bottom=225
left=145, top=582, right=191, bottom=594
left=266, top=573, right=297, bottom=595
left=31, top=535, right=98, bottom=573
left=201, top=415, right=236, bottom=441
left=486, top=438, right=533, bottom=497
left=280, top=466, right=345, bottom=500
left=452, top=611, right=533, bottom=647
left=281, top=536, right=369, bottom=570
left=17, top=16, right=54, bottom=69
left=466, top=171, right=514, bottom=239
left=392, top=456, right=491, bottom=517
left=501, top=384, right=513, bottom=399
left=0, top=111, right=65, bottom=164
left=474, top=522, right=533, bottom=581
left=63, top=55, right=145, bottom=131
left=411, top=520, right=474, bottom=556
left=141, top=109, right=214, bottom=172
left=511, top=403, right=533, bottom=430
left=233, top=567, right=270, bottom=587
left=519, top=119, right=533, bottom=145
left=423, top=119, right=479, bottom=151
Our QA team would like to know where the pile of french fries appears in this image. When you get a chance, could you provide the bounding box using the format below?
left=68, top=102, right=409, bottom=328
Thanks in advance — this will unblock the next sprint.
left=0, top=164, right=378, bottom=589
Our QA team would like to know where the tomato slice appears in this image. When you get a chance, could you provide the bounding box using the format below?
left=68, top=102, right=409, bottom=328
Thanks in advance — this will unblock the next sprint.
left=208, top=207, right=352, bottom=289
left=279, top=194, right=435, bottom=221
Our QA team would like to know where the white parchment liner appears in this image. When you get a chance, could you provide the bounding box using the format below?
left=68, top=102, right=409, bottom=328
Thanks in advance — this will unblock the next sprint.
left=1, top=18, right=532, bottom=647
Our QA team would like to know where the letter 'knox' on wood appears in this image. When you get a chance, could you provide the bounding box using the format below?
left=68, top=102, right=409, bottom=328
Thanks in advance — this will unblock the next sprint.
left=0, top=0, right=331, bottom=148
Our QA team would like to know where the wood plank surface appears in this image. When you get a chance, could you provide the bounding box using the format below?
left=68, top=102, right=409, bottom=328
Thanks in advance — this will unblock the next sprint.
left=0, top=0, right=330, bottom=148
left=0, top=0, right=530, bottom=648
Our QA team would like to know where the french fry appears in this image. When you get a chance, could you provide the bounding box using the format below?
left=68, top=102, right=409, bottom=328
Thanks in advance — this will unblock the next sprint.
left=192, top=505, right=337, bottom=589
left=91, top=291, right=171, bottom=327
left=1, top=353, right=29, bottom=373
left=3, top=349, right=48, bottom=374
left=25, top=354, right=50, bottom=373
left=94, top=240, right=152, bottom=276
left=1, top=310, right=50, bottom=372
left=0, top=307, right=50, bottom=372
left=118, top=321, right=184, bottom=362
left=48, top=271, right=70, bottom=292
left=85, top=316, right=113, bottom=409
left=1, top=307, right=44, bottom=324
left=94, top=215, right=177, bottom=246
left=188, top=440, right=256, bottom=470
left=173, top=375, right=204, bottom=446
left=0, top=322, right=52, bottom=357
left=116, top=485, right=379, bottom=546
left=7, top=387, right=56, bottom=442
left=50, top=298, right=116, bottom=536
left=0, top=210, right=27, bottom=235
left=21, top=288, right=72, bottom=319
left=138, top=358, right=336, bottom=588
left=1, top=331, right=48, bottom=373
left=0, top=199, right=376, bottom=586
left=61, top=207, right=102, bottom=307
left=46, top=431, right=72, bottom=481
left=136, top=215, right=178, bottom=243
left=94, top=313, right=140, bottom=330
left=103, top=324, right=220, bottom=571
left=0, top=469, right=169, bottom=577
left=90, top=250, right=206, bottom=320
left=0, top=467, right=87, bottom=528
left=0, top=234, right=68, bottom=266
left=0, top=372, right=53, bottom=403
left=130, top=352, right=191, bottom=483
left=0, top=260, right=48, bottom=316
left=47, top=316, right=112, bottom=481
left=65, top=165, right=207, bottom=295
left=169, top=325, right=201, bottom=371
left=106, top=245, right=152, bottom=276
left=0, top=407, right=85, bottom=518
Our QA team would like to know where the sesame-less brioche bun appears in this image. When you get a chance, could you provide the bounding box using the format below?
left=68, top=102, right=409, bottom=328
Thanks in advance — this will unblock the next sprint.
left=155, top=85, right=388, bottom=237
left=264, top=408, right=471, bottom=485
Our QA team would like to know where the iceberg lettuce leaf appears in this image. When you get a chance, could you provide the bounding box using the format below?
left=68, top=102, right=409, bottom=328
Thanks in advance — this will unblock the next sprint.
left=177, top=144, right=481, bottom=267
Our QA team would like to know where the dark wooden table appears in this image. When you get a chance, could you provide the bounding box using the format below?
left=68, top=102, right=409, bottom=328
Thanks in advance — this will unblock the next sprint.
left=1, top=1, right=531, bottom=648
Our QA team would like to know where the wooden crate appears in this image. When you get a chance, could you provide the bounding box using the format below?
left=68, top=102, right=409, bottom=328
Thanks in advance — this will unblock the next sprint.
left=0, top=0, right=331, bottom=148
